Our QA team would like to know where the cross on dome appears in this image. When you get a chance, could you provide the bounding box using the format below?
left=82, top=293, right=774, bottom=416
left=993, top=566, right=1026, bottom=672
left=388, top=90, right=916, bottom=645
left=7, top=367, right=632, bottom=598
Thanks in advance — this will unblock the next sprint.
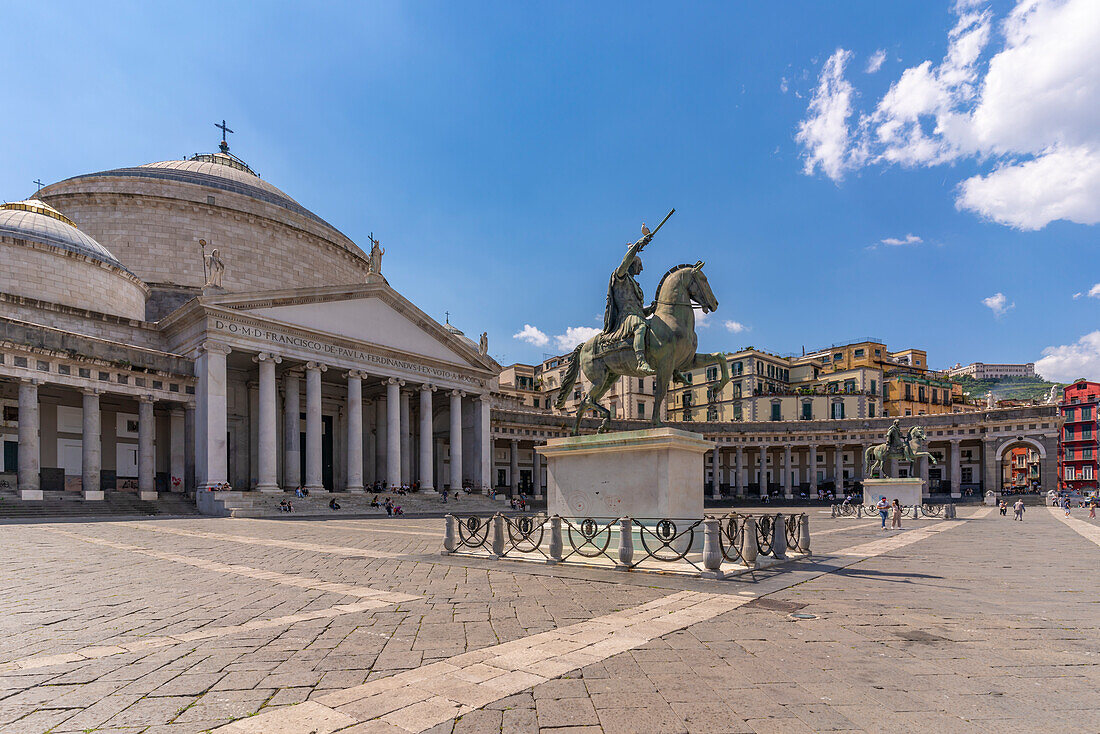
left=215, top=119, right=234, bottom=153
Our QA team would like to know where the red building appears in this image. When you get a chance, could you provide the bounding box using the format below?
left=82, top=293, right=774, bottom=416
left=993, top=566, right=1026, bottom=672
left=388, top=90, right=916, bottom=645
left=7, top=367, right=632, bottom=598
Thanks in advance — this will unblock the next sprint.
left=1058, top=379, right=1100, bottom=493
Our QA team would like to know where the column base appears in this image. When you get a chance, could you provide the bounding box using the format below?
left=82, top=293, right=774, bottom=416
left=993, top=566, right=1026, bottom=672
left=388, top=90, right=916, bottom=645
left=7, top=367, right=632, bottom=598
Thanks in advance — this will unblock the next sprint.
left=20, top=489, right=43, bottom=501
left=257, top=484, right=282, bottom=494
left=347, top=486, right=366, bottom=494
left=140, top=491, right=159, bottom=501
left=418, top=488, right=437, bottom=495
left=304, top=485, right=326, bottom=494
left=951, top=492, right=962, bottom=499
left=83, top=490, right=105, bottom=501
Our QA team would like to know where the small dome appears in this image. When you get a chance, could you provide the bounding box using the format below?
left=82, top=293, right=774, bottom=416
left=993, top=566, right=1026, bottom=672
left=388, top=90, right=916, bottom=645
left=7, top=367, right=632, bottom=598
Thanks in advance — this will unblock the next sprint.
left=443, top=321, right=479, bottom=351
left=0, top=199, right=128, bottom=271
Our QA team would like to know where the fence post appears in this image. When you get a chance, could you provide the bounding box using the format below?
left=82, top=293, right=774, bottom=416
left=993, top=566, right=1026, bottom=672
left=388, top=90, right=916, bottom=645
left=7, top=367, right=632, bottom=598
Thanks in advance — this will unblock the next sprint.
left=490, top=513, right=505, bottom=559
left=442, top=514, right=456, bottom=553
left=857, top=505, right=863, bottom=518
left=548, top=515, right=563, bottom=564
left=701, top=516, right=722, bottom=578
left=741, top=516, right=759, bottom=567
left=831, top=504, right=837, bottom=518
left=772, top=513, right=787, bottom=560
left=798, top=513, right=811, bottom=555
left=616, top=517, right=633, bottom=570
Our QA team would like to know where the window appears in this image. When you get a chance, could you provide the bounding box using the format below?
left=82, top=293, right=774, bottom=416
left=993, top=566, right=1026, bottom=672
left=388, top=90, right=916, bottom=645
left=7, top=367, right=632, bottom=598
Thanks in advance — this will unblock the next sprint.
left=869, top=402, right=876, bottom=417
left=732, top=383, right=742, bottom=399
left=918, top=386, right=926, bottom=402
left=833, top=352, right=843, bottom=362
left=1084, top=406, right=1093, bottom=420
left=732, top=361, right=743, bottom=375
left=771, top=403, right=781, bottom=421
left=931, top=388, right=939, bottom=404
left=870, top=380, right=877, bottom=396
left=905, top=384, right=912, bottom=400
left=637, top=402, right=645, bottom=418
left=844, top=380, right=856, bottom=393
left=801, top=402, right=812, bottom=420
left=1066, top=466, right=1076, bottom=481
left=733, top=404, right=742, bottom=421
left=1084, top=427, right=1093, bottom=440
left=1066, top=407, right=1076, bottom=421
left=1066, top=426, right=1075, bottom=439
left=831, top=402, right=845, bottom=419
left=853, top=348, right=865, bottom=358
left=961, top=467, right=973, bottom=483
left=706, top=366, right=718, bottom=382
left=1085, top=448, right=1094, bottom=460
left=1084, top=466, right=1095, bottom=480
left=905, top=409, right=913, bottom=416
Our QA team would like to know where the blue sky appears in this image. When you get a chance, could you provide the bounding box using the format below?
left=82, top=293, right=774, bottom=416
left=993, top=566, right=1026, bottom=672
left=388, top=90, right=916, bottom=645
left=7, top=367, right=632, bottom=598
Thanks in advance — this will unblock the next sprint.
left=2, top=1, right=1097, bottom=379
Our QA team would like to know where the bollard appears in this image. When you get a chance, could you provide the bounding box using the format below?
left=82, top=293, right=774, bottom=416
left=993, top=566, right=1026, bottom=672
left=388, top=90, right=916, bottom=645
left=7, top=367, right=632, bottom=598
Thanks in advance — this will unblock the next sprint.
left=442, top=514, right=457, bottom=554
left=548, top=515, right=563, bottom=564
left=831, top=505, right=837, bottom=518
left=946, top=504, right=956, bottom=520
left=741, top=516, right=759, bottom=567
left=772, top=513, right=787, bottom=560
left=857, top=505, right=863, bottom=518
left=490, top=513, right=505, bottom=558
left=616, top=517, right=633, bottom=570
left=798, top=513, right=811, bottom=555
left=700, top=516, right=722, bottom=578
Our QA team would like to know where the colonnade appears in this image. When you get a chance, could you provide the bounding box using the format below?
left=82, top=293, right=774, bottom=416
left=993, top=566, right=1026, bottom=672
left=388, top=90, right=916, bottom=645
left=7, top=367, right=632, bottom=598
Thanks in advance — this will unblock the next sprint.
left=195, top=343, right=492, bottom=494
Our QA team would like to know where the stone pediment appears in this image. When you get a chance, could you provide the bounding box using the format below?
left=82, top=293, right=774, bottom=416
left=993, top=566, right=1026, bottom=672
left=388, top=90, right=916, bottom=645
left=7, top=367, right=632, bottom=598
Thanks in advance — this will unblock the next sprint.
left=204, top=281, right=497, bottom=374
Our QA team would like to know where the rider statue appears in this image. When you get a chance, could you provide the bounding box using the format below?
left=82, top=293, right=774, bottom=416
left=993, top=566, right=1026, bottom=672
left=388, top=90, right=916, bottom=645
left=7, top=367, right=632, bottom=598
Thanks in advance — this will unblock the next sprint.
left=884, top=419, right=911, bottom=461
left=603, top=228, right=656, bottom=374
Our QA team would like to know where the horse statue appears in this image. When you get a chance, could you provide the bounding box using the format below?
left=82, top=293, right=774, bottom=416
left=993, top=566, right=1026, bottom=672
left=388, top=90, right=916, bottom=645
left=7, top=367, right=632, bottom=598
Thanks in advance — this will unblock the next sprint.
left=555, top=261, right=729, bottom=434
left=864, top=425, right=937, bottom=479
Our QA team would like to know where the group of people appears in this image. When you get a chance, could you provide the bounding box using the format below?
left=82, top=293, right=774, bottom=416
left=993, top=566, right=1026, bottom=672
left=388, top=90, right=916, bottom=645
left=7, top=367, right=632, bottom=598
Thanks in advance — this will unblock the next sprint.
left=368, top=495, right=404, bottom=516
left=1052, top=493, right=1098, bottom=518
left=997, top=498, right=1027, bottom=520
left=875, top=497, right=905, bottom=530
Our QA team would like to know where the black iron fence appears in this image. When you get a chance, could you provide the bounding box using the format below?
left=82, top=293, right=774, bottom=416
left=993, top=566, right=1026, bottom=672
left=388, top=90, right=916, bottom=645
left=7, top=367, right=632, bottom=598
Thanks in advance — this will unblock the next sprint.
left=831, top=502, right=957, bottom=519
left=443, top=511, right=811, bottom=578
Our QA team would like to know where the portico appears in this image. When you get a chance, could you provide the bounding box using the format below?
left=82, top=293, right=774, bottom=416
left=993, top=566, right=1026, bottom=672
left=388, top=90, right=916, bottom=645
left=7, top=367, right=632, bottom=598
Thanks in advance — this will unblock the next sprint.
left=160, top=280, right=499, bottom=507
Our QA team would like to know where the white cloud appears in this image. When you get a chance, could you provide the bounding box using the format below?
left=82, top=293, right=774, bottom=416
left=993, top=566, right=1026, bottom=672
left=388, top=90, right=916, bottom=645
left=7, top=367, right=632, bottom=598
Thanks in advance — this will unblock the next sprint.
left=795, top=49, right=864, bottom=180
left=866, top=49, right=887, bottom=73
left=512, top=324, right=549, bottom=348
left=1074, top=292, right=1083, bottom=299
left=780, top=76, right=789, bottom=94
left=693, top=307, right=711, bottom=328
left=1036, top=331, right=1100, bottom=382
left=1090, top=283, right=1100, bottom=298
left=880, top=233, right=923, bottom=246
left=724, top=320, right=749, bottom=333
left=796, top=0, right=1100, bottom=230
left=554, top=326, right=601, bottom=352
left=982, top=292, right=1014, bottom=316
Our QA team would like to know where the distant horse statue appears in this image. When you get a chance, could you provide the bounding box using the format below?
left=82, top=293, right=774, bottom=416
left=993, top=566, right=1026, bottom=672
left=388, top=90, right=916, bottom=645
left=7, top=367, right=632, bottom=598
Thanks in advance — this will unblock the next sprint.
left=555, top=261, right=729, bottom=434
left=864, top=425, right=936, bottom=478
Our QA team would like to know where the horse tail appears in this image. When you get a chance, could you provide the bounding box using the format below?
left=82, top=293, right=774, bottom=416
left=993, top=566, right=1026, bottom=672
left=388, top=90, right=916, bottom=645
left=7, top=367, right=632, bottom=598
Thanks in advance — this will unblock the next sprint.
left=863, top=445, right=873, bottom=474
left=554, top=344, right=583, bottom=410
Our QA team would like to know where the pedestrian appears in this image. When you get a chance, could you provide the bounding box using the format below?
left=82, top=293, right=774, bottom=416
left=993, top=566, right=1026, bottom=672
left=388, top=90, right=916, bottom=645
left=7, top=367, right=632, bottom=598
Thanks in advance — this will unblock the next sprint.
left=1089, top=498, right=1097, bottom=519
left=999, top=500, right=1008, bottom=517
left=877, top=496, right=889, bottom=530
left=1064, top=497, right=1071, bottom=517
left=1013, top=499, right=1025, bottom=521
left=890, top=498, right=902, bottom=530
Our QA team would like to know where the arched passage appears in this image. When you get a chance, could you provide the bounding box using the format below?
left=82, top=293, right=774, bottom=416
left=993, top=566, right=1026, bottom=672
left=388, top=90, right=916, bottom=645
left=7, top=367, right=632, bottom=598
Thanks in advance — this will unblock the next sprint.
left=996, top=438, right=1044, bottom=495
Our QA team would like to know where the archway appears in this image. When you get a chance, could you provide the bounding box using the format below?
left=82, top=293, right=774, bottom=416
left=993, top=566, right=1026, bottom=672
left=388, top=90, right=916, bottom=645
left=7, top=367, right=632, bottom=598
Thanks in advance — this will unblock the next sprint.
left=996, top=438, right=1044, bottom=495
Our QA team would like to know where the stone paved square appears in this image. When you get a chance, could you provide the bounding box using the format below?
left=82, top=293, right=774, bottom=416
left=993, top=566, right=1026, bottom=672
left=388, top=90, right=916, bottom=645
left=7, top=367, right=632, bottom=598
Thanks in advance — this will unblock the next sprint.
left=0, top=506, right=1097, bottom=733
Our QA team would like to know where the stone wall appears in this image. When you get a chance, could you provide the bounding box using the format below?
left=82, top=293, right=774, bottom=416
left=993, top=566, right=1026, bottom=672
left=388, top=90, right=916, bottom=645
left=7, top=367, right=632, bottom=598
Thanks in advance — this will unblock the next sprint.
left=0, top=239, right=147, bottom=321
left=39, top=178, right=370, bottom=294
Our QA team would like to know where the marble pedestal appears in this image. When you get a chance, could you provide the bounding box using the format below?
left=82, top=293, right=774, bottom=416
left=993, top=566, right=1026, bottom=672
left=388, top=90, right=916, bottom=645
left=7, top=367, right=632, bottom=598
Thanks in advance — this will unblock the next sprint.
left=863, top=478, right=924, bottom=507
left=20, top=489, right=43, bottom=501
left=537, top=428, right=712, bottom=521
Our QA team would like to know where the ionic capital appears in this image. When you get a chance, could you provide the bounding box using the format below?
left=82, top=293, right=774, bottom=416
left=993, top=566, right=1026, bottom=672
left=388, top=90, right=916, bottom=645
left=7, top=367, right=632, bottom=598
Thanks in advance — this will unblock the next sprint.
left=345, top=370, right=367, bottom=380
left=450, top=389, right=466, bottom=398
left=420, top=383, right=437, bottom=393
left=199, top=340, right=232, bottom=357
left=253, top=352, right=283, bottom=364
left=139, top=394, right=156, bottom=404
left=305, top=361, right=328, bottom=373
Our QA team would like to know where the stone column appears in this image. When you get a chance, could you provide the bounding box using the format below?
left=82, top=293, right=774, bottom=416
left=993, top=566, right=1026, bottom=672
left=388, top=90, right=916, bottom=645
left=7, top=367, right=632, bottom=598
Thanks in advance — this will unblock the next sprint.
left=138, top=395, right=156, bottom=500
left=196, top=341, right=231, bottom=492
left=304, top=361, right=327, bottom=493
left=400, top=389, right=412, bottom=485
left=254, top=353, right=282, bottom=493
left=184, top=405, right=196, bottom=493
left=449, top=390, right=464, bottom=490
left=758, top=445, right=768, bottom=497
left=535, top=450, right=545, bottom=499
left=477, top=395, right=493, bottom=493
left=855, top=444, right=866, bottom=481
left=808, top=444, right=818, bottom=494
left=386, top=378, right=403, bottom=488
left=169, top=408, right=184, bottom=493
left=982, top=438, right=998, bottom=495
left=783, top=444, right=792, bottom=499
left=81, top=388, right=103, bottom=501
left=345, top=371, right=365, bottom=493
left=17, top=379, right=41, bottom=500
left=735, top=446, right=745, bottom=496
left=834, top=443, right=844, bottom=495
left=419, top=385, right=435, bottom=492
left=949, top=439, right=962, bottom=498
left=375, top=396, right=387, bottom=486
left=283, top=371, right=301, bottom=490
left=510, top=439, right=520, bottom=496
left=710, top=449, right=721, bottom=499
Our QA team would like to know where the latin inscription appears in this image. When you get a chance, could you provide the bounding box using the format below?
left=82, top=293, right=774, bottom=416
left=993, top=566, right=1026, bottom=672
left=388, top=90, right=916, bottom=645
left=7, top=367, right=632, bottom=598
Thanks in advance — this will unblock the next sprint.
left=212, top=319, right=480, bottom=385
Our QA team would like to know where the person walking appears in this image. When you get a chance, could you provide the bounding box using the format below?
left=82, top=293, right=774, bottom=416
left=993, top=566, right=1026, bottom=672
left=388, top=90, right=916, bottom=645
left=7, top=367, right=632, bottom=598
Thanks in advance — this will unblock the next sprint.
left=1013, top=499, right=1025, bottom=521
left=1089, top=497, right=1097, bottom=519
left=999, top=500, right=1008, bottom=517
left=890, top=498, right=903, bottom=530
left=1063, top=497, right=1072, bottom=517
left=877, top=496, right=889, bottom=530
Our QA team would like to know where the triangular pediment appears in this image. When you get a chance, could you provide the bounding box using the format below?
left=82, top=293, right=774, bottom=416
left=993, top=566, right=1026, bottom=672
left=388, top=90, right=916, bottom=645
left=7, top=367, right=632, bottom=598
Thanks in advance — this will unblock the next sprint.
left=205, top=281, right=497, bottom=373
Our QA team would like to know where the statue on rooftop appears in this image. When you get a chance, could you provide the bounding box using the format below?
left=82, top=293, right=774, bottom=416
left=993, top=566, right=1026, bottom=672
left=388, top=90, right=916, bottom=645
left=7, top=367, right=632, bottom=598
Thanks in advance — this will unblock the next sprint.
left=368, top=236, right=384, bottom=274
left=205, top=248, right=225, bottom=288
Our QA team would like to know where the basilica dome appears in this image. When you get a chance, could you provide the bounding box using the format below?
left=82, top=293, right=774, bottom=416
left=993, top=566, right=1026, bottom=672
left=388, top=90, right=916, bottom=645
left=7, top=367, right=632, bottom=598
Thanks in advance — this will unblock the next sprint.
left=0, top=199, right=148, bottom=320
left=35, top=146, right=372, bottom=316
